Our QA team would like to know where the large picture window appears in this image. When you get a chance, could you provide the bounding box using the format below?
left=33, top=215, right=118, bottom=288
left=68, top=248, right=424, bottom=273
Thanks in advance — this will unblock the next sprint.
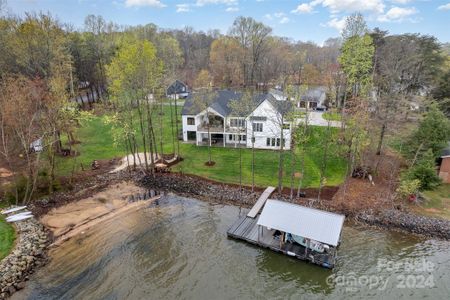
left=253, top=123, right=263, bottom=132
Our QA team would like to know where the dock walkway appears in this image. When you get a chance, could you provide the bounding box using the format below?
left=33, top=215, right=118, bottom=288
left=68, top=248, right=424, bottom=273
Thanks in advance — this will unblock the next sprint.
left=247, top=186, right=275, bottom=218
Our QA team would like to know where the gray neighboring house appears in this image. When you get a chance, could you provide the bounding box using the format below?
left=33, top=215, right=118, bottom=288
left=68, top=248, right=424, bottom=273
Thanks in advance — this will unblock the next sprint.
left=269, top=88, right=288, bottom=101
left=181, top=90, right=292, bottom=150
left=167, top=80, right=190, bottom=99
left=298, top=86, right=327, bottom=110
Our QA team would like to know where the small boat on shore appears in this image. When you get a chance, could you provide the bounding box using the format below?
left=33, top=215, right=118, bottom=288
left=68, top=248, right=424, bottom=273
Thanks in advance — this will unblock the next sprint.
left=1, top=206, right=27, bottom=215
left=6, top=212, right=33, bottom=222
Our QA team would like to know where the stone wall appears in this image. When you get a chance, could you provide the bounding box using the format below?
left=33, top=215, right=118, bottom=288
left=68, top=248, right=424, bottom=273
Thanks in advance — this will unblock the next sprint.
left=0, top=218, right=48, bottom=299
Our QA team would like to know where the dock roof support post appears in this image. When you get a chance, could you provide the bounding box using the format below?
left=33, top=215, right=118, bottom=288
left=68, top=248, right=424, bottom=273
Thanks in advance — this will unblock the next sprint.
left=257, top=225, right=260, bottom=242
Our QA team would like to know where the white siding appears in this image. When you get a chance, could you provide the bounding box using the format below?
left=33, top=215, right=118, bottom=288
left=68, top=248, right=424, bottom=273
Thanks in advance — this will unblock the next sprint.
left=245, top=100, right=291, bottom=150
left=182, top=115, right=201, bottom=141
left=182, top=98, right=291, bottom=150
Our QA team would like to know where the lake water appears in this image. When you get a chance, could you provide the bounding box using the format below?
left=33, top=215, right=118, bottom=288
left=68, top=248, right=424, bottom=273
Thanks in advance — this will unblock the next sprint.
left=15, top=195, right=450, bottom=299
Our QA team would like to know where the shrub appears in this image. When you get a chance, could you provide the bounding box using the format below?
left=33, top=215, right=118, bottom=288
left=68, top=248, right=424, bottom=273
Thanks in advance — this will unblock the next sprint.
left=397, top=179, right=421, bottom=198
left=402, top=150, right=441, bottom=191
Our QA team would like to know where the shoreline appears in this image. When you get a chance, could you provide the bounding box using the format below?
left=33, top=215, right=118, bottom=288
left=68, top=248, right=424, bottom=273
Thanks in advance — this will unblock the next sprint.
left=2, top=169, right=450, bottom=298
left=0, top=217, right=48, bottom=300
left=50, top=194, right=161, bottom=247
left=30, top=169, right=450, bottom=243
left=138, top=172, right=450, bottom=241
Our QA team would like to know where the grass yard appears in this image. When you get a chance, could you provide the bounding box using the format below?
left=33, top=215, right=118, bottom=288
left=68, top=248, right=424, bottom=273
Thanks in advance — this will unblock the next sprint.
left=55, top=116, right=127, bottom=175
left=322, top=112, right=341, bottom=121
left=0, top=215, right=15, bottom=260
left=55, top=105, right=347, bottom=188
left=414, top=184, right=450, bottom=220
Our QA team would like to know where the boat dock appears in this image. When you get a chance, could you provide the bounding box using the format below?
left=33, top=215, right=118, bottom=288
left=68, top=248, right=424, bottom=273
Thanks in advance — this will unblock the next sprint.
left=227, top=187, right=344, bottom=269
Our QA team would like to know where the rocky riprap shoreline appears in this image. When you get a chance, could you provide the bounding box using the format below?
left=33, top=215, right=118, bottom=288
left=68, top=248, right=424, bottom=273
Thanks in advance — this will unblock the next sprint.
left=139, top=173, right=261, bottom=206
left=0, top=218, right=48, bottom=299
left=139, top=173, right=450, bottom=241
left=356, top=209, right=450, bottom=240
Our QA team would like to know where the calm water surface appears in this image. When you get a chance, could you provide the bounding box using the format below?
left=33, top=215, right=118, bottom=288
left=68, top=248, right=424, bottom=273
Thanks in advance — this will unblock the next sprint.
left=15, top=195, right=450, bottom=299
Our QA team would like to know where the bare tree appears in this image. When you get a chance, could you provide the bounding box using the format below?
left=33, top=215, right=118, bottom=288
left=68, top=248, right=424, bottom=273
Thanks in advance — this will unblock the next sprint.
left=191, top=88, right=217, bottom=165
left=229, top=90, right=256, bottom=193
left=229, top=16, right=272, bottom=86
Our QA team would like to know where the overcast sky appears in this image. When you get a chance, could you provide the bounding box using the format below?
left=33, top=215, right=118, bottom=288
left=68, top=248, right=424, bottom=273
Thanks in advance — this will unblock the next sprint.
left=5, top=0, right=450, bottom=44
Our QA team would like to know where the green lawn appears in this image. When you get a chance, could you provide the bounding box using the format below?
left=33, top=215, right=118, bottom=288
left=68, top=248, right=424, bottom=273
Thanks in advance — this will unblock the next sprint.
left=416, top=184, right=450, bottom=220
left=0, top=215, right=15, bottom=260
left=322, top=112, right=341, bottom=121
left=55, top=105, right=347, bottom=188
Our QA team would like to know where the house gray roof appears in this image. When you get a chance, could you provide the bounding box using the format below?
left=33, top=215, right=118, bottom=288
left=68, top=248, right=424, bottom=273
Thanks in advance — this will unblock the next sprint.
left=257, top=199, right=345, bottom=246
left=181, top=90, right=285, bottom=116
left=269, top=88, right=287, bottom=100
left=167, top=80, right=188, bottom=95
left=301, top=86, right=327, bottom=103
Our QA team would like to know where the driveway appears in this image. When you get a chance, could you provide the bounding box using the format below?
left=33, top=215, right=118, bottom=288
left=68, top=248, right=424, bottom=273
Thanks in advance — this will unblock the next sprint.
left=296, top=111, right=341, bottom=127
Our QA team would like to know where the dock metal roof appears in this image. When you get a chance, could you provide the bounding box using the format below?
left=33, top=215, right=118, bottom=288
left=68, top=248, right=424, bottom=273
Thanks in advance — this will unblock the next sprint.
left=256, top=199, right=345, bottom=246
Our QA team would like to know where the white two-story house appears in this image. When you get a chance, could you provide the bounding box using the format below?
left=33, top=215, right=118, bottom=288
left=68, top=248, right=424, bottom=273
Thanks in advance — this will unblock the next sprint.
left=181, top=90, right=292, bottom=150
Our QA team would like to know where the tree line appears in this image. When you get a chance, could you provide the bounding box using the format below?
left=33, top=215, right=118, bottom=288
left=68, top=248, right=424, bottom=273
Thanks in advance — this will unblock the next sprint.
left=1, top=6, right=450, bottom=203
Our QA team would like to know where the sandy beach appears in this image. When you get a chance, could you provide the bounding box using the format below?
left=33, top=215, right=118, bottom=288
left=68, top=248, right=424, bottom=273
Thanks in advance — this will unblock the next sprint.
left=39, top=181, right=159, bottom=246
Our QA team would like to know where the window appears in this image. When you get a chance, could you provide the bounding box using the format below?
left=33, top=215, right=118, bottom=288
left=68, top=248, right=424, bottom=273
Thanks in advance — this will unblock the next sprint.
left=187, top=131, right=196, bottom=141
left=230, top=118, right=245, bottom=128
left=229, top=134, right=233, bottom=140
left=242, top=135, right=246, bottom=141
left=187, top=117, right=195, bottom=125
left=250, top=116, right=267, bottom=121
left=253, top=123, right=263, bottom=132
left=283, top=123, right=290, bottom=130
left=271, top=138, right=275, bottom=146
left=276, top=138, right=280, bottom=147
left=266, top=138, right=270, bottom=146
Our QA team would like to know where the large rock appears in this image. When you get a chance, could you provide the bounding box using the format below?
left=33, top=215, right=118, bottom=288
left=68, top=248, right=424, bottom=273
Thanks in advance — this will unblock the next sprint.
left=0, top=216, right=48, bottom=300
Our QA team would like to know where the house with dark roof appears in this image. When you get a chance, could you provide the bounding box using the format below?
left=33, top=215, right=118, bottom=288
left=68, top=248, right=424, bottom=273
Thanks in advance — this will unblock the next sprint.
left=298, top=86, right=327, bottom=110
left=167, top=80, right=189, bottom=99
left=438, top=142, right=450, bottom=183
left=269, top=88, right=288, bottom=101
left=181, top=90, right=292, bottom=150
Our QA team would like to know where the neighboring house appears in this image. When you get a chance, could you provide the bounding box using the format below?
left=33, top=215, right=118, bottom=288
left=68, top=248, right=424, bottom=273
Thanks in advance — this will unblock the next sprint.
left=269, top=88, right=288, bottom=101
left=29, top=138, right=43, bottom=153
left=167, top=80, right=189, bottom=99
left=298, top=86, right=327, bottom=110
left=181, top=90, right=292, bottom=150
left=438, top=143, right=450, bottom=183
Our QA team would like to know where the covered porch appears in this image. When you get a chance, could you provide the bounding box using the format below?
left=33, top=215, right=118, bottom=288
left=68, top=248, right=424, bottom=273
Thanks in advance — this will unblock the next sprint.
left=196, top=132, right=247, bottom=148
